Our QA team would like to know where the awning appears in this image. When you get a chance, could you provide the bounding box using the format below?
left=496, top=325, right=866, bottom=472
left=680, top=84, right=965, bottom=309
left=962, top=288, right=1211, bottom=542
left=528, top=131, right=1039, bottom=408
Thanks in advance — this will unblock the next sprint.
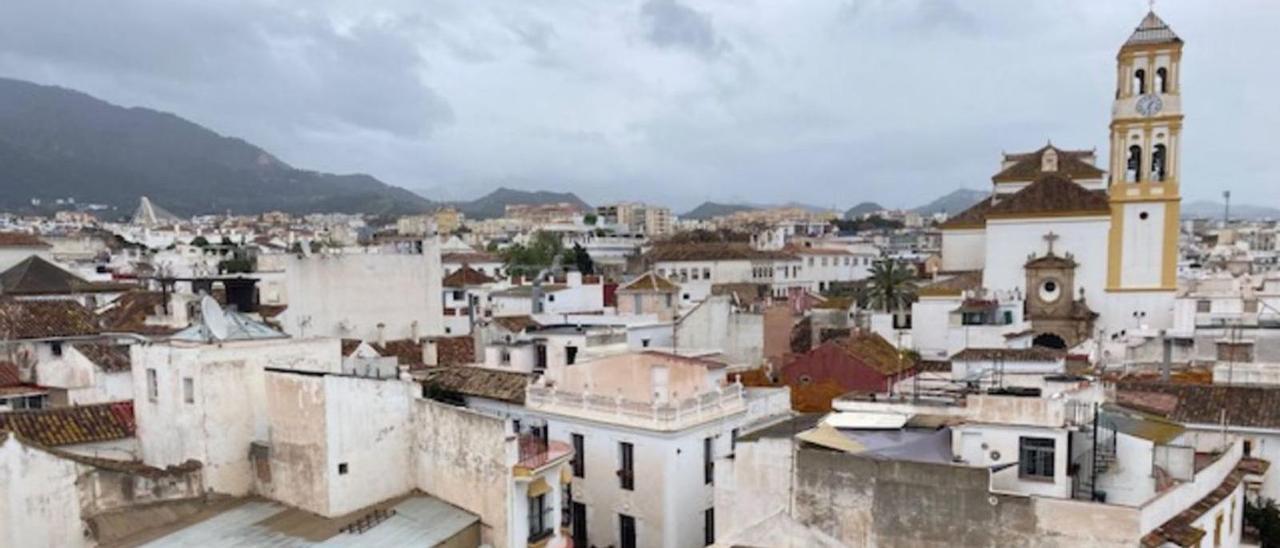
left=528, top=476, right=551, bottom=498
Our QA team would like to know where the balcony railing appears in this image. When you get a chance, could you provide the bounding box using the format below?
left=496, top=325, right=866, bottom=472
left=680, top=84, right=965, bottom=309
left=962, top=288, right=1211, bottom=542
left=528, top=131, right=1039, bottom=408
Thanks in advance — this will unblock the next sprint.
left=516, top=434, right=573, bottom=473
left=527, top=383, right=747, bottom=431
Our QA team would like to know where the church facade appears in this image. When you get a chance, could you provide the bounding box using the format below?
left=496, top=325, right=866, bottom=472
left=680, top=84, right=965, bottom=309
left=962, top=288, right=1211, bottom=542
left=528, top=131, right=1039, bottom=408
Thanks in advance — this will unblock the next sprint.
left=911, top=11, right=1184, bottom=359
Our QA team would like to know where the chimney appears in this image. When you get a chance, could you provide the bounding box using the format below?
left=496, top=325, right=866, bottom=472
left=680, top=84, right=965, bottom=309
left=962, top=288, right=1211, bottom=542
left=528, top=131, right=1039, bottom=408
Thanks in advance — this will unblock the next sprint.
left=376, top=322, right=386, bottom=347
left=411, top=320, right=420, bottom=343
left=425, top=339, right=439, bottom=366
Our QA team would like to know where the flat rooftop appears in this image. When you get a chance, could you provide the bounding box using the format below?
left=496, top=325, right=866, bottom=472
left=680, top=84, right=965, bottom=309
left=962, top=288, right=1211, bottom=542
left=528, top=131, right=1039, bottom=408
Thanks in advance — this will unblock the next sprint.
left=130, top=494, right=476, bottom=547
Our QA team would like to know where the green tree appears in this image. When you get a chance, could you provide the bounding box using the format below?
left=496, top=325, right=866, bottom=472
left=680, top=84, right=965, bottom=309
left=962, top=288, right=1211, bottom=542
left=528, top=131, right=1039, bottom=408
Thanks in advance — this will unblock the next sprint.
left=583, top=213, right=598, bottom=226
left=1246, top=498, right=1280, bottom=547
left=867, top=259, right=918, bottom=313
left=190, top=236, right=209, bottom=247
left=501, top=231, right=564, bottom=277
left=563, top=243, right=595, bottom=275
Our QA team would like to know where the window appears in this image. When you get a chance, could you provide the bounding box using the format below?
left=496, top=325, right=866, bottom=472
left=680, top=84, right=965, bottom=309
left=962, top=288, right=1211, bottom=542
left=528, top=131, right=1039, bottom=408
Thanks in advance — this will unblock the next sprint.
left=547, top=294, right=555, bottom=302
left=632, top=294, right=643, bottom=313
left=50, top=341, right=63, bottom=357
left=183, top=378, right=194, bottom=404
left=619, top=514, right=636, bottom=548
left=572, top=433, right=585, bottom=478
left=572, top=502, right=587, bottom=548
left=1126, top=145, right=1142, bottom=182
left=702, top=268, right=710, bottom=279
left=704, top=436, right=715, bottom=485
left=731, top=428, right=739, bottom=452
left=618, top=442, right=634, bottom=490
left=1018, top=437, right=1055, bottom=480
left=1133, top=68, right=1146, bottom=95
left=146, top=368, right=158, bottom=402
left=1156, top=67, right=1168, bottom=93
left=641, top=339, right=650, bottom=348
left=566, top=346, right=578, bottom=365
left=452, top=290, right=464, bottom=300
left=528, top=494, right=553, bottom=542
left=664, top=294, right=673, bottom=308
left=1151, top=144, right=1167, bottom=181
left=704, top=508, right=715, bottom=546
left=338, top=462, right=349, bottom=475
left=821, top=257, right=828, bottom=267
left=1197, top=300, right=1211, bottom=313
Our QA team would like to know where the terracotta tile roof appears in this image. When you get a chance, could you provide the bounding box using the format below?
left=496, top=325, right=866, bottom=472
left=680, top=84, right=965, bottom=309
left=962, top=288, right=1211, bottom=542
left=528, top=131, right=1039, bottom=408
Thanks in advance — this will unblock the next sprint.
left=72, top=342, right=131, bottom=373
left=0, top=361, right=21, bottom=387
left=0, top=298, right=101, bottom=339
left=0, top=255, right=134, bottom=296
left=938, top=197, right=993, bottom=230
left=917, top=270, right=982, bottom=297
left=950, top=347, right=1065, bottom=362
left=710, top=283, right=770, bottom=307
left=432, top=336, right=475, bottom=367
left=985, top=174, right=1111, bottom=219
left=381, top=339, right=424, bottom=366
left=340, top=339, right=363, bottom=356
left=421, top=366, right=531, bottom=404
left=492, top=315, right=540, bottom=333
left=640, top=350, right=729, bottom=370
left=441, top=251, right=500, bottom=263
left=832, top=332, right=913, bottom=376
left=992, top=145, right=1105, bottom=183
left=0, top=232, right=51, bottom=248
left=1116, top=381, right=1280, bottom=429
left=617, top=272, right=678, bottom=293
left=98, top=291, right=179, bottom=336
left=0, top=401, right=135, bottom=447
left=442, top=265, right=495, bottom=288
left=783, top=245, right=854, bottom=256
left=257, top=304, right=287, bottom=319
left=646, top=243, right=797, bottom=262
left=1141, top=459, right=1264, bottom=547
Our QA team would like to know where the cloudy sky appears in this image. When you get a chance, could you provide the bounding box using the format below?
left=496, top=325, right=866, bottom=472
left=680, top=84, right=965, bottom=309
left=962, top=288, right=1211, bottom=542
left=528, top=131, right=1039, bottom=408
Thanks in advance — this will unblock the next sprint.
left=1, top=0, right=1275, bottom=211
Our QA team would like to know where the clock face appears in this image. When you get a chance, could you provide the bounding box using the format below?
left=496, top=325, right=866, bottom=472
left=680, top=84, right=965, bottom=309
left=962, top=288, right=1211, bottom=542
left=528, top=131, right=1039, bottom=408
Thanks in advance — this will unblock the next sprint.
left=1136, top=94, right=1164, bottom=117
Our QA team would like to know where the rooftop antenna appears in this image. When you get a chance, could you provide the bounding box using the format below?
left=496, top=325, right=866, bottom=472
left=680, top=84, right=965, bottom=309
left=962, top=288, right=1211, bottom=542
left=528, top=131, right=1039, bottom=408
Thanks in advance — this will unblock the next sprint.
left=201, top=295, right=230, bottom=341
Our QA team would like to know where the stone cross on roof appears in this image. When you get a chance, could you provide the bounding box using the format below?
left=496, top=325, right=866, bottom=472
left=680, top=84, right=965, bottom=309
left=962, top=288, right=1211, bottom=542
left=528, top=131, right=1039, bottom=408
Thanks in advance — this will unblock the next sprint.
left=1043, top=231, right=1059, bottom=255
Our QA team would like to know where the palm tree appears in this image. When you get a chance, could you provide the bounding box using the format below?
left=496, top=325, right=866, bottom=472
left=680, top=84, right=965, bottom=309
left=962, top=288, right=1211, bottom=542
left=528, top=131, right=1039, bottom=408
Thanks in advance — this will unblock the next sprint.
left=867, top=259, right=918, bottom=313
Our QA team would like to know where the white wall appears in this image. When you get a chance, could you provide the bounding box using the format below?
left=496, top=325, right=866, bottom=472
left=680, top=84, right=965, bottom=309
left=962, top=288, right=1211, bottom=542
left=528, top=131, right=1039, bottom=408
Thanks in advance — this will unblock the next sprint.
left=954, top=423, right=1071, bottom=499
left=1118, top=202, right=1166, bottom=288
left=413, top=399, right=513, bottom=548
left=983, top=217, right=1109, bottom=312
left=323, top=375, right=415, bottom=516
left=0, top=434, right=87, bottom=548
left=675, top=296, right=763, bottom=366
left=132, top=338, right=341, bottom=495
left=280, top=248, right=444, bottom=342
left=941, top=229, right=986, bottom=272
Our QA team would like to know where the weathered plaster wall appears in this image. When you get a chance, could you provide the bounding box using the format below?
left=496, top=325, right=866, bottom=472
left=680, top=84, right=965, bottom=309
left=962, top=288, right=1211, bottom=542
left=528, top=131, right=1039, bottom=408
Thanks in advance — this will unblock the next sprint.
left=676, top=296, right=764, bottom=366
left=323, top=375, right=414, bottom=516
left=280, top=250, right=444, bottom=342
left=0, top=434, right=87, bottom=548
left=413, top=399, right=512, bottom=548
left=715, top=436, right=792, bottom=540
left=261, top=372, right=331, bottom=515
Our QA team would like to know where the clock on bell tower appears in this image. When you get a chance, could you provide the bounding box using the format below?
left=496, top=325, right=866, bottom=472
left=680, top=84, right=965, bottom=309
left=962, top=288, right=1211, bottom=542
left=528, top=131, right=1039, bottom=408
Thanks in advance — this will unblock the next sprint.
left=1105, top=10, right=1183, bottom=301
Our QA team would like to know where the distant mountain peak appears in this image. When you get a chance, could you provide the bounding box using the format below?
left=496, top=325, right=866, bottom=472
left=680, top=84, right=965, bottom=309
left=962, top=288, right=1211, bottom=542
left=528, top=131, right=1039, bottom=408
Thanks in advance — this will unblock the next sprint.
left=912, top=188, right=988, bottom=216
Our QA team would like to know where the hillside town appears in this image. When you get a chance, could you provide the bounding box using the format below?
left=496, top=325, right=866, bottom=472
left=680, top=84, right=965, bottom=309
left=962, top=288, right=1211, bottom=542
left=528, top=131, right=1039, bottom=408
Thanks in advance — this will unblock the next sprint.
left=3, top=7, right=1280, bottom=548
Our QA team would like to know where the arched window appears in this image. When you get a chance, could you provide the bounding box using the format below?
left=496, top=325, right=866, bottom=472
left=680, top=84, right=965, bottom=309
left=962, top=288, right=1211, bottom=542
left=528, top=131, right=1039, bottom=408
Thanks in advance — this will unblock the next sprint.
left=1126, top=145, right=1142, bottom=182
left=1156, top=68, right=1168, bottom=94
left=1133, top=69, right=1146, bottom=95
left=1151, top=144, right=1167, bottom=182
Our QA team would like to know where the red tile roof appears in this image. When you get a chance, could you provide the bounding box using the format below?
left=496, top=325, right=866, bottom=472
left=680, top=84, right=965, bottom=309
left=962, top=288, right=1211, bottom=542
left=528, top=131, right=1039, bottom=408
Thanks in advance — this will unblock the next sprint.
left=442, top=265, right=495, bottom=288
left=0, top=255, right=134, bottom=295
left=72, top=342, right=131, bottom=373
left=617, top=272, right=678, bottom=293
left=0, top=232, right=50, bottom=248
left=98, top=291, right=179, bottom=336
left=992, top=145, right=1105, bottom=183
left=985, top=174, right=1111, bottom=219
left=432, top=336, right=475, bottom=367
left=0, top=401, right=135, bottom=446
left=0, top=298, right=101, bottom=339
left=646, top=243, right=797, bottom=262
left=0, top=362, right=21, bottom=387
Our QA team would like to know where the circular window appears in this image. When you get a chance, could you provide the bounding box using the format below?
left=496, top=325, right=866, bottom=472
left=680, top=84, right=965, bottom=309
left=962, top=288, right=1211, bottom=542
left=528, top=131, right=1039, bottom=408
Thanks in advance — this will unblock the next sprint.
left=1139, top=211, right=1149, bottom=220
left=1040, top=279, right=1062, bottom=303
left=799, top=375, right=813, bottom=386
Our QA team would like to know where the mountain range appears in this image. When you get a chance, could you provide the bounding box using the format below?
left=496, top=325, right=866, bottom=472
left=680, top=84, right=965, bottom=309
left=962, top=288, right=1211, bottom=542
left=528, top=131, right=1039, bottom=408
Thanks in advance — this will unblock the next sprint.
left=0, top=77, right=437, bottom=217
left=1181, top=200, right=1280, bottom=220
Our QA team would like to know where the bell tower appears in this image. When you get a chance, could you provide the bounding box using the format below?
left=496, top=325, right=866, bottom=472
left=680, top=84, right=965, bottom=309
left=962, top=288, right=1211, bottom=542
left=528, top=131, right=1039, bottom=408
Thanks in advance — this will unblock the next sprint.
left=1105, top=10, right=1182, bottom=322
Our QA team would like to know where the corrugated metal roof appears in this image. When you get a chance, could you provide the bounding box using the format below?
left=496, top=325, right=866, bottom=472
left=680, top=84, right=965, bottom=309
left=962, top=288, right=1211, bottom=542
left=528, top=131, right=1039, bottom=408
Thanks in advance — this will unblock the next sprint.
left=140, top=495, right=478, bottom=547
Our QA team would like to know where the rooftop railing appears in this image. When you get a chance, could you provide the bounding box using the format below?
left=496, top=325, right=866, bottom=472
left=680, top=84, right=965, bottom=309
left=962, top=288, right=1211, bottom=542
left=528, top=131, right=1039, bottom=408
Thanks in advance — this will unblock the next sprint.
left=527, top=382, right=747, bottom=431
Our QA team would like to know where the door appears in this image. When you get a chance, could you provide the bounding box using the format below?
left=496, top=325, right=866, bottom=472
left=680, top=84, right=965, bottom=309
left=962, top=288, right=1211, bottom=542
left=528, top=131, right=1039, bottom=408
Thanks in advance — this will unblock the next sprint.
left=572, top=502, right=587, bottom=547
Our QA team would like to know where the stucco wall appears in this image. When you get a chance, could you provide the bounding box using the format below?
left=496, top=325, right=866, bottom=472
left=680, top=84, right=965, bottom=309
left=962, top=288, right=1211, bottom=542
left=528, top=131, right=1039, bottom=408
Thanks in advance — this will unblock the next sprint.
left=715, top=436, right=792, bottom=541
left=279, top=250, right=444, bottom=342
left=676, top=296, right=764, bottom=366
left=941, top=229, right=986, bottom=272
left=413, top=399, right=512, bottom=548
left=261, top=372, right=331, bottom=515
left=0, top=434, right=87, bottom=548
left=323, top=375, right=414, bottom=516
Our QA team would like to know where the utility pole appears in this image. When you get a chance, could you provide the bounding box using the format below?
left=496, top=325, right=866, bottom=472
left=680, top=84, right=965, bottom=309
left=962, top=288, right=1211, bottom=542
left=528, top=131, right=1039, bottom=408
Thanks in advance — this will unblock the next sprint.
left=1223, top=190, right=1231, bottom=229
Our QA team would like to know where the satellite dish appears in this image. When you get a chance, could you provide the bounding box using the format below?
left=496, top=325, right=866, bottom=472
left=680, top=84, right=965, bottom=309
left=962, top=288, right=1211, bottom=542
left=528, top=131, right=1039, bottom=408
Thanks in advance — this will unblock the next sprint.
left=201, top=296, right=230, bottom=341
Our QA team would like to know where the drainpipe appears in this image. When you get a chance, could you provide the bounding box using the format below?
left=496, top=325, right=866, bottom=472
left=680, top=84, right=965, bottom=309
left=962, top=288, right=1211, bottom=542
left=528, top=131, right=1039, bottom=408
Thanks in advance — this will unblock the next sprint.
left=1160, top=329, right=1171, bottom=382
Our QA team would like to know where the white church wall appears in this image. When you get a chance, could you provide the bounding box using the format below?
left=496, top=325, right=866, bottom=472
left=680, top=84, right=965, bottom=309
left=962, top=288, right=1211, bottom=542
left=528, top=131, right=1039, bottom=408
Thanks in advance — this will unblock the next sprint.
left=941, top=229, right=986, bottom=272
left=983, top=216, right=1109, bottom=312
left=911, top=297, right=960, bottom=359
left=1119, top=203, right=1166, bottom=288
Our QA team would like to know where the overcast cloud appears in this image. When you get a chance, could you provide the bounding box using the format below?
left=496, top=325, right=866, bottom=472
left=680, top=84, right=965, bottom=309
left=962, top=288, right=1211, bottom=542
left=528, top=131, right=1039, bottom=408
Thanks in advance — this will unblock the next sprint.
left=0, top=0, right=1275, bottom=210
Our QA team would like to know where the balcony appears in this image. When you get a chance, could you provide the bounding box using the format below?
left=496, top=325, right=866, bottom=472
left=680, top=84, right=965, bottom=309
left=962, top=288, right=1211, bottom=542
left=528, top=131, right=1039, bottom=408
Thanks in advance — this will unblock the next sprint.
left=514, top=434, right=574, bottom=478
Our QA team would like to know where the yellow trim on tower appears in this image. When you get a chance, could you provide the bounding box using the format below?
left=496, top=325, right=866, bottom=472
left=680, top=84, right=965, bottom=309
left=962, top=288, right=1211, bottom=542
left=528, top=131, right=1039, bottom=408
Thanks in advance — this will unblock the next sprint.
left=1162, top=199, right=1180, bottom=288
left=1106, top=203, right=1124, bottom=289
